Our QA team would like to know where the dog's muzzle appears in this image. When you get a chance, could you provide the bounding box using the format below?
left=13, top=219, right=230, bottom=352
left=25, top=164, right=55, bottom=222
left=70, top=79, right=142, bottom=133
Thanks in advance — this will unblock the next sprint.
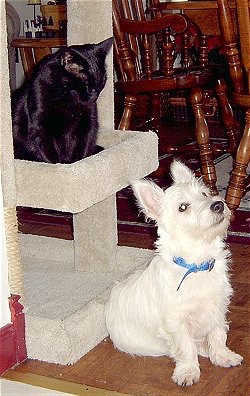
left=210, top=201, right=224, bottom=214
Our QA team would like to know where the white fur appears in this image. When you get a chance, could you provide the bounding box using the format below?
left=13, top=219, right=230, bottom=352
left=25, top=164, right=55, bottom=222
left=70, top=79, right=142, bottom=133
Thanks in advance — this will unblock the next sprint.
left=105, top=160, right=243, bottom=386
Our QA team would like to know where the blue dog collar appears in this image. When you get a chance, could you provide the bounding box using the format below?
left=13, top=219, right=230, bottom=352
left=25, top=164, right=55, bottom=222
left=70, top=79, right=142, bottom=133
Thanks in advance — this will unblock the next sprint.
left=173, top=256, right=215, bottom=291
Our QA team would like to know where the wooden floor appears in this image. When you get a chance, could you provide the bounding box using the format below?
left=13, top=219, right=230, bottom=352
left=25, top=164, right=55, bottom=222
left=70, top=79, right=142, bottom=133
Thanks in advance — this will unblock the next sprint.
left=11, top=242, right=249, bottom=396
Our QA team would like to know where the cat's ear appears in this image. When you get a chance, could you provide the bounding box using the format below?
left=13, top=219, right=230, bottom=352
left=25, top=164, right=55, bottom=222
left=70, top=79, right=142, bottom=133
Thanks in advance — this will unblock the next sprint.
left=95, top=37, right=113, bottom=57
left=60, top=50, right=75, bottom=66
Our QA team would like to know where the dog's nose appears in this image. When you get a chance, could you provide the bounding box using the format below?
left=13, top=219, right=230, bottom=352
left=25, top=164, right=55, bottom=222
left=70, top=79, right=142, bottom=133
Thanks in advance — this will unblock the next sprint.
left=210, top=201, right=224, bottom=213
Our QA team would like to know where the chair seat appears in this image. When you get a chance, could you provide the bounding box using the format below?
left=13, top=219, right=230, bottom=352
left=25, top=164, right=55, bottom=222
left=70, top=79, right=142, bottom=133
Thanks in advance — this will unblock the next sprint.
left=116, top=70, right=213, bottom=93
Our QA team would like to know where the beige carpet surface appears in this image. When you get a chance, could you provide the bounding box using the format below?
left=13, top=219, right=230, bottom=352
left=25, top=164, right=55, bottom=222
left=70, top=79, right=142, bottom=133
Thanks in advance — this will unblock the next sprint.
left=24, top=247, right=153, bottom=320
left=23, top=246, right=154, bottom=364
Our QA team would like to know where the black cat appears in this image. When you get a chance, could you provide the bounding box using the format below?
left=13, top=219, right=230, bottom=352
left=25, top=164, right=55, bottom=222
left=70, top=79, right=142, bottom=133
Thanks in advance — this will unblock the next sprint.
left=12, top=37, right=113, bottom=163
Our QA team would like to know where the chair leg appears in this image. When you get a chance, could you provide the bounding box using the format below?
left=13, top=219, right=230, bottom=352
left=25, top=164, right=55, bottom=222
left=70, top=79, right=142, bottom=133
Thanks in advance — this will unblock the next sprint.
left=190, top=88, right=218, bottom=195
left=225, top=109, right=250, bottom=213
left=118, top=94, right=137, bottom=130
left=215, top=79, right=239, bottom=153
left=149, top=93, right=162, bottom=132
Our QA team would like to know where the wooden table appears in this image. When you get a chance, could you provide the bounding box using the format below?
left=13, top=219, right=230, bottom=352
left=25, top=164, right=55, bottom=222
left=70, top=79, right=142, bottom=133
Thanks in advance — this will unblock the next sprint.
left=149, top=1, right=243, bottom=35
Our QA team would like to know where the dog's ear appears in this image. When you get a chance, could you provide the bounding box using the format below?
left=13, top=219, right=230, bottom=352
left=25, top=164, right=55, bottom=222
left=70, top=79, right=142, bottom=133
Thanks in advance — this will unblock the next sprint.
left=132, top=179, right=164, bottom=221
left=170, top=160, right=195, bottom=184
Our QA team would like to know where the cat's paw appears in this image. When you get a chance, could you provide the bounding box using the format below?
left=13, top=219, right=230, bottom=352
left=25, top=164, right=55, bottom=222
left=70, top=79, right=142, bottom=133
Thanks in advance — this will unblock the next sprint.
left=210, top=348, right=243, bottom=367
left=172, top=364, right=200, bottom=386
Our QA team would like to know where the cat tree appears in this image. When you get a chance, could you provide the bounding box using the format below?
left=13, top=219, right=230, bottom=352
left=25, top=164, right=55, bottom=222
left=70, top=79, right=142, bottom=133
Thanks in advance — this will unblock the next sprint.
left=1, top=0, right=158, bottom=364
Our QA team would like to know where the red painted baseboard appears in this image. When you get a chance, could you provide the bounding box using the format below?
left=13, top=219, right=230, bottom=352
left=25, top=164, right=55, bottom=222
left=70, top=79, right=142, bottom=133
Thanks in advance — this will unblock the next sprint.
left=0, top=295, right=27, bottom=375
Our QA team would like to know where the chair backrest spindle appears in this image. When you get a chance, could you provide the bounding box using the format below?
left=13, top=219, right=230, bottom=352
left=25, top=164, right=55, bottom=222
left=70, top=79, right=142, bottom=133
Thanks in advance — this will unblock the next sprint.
left=199, top=36, right=209, bottom=69
left=217, top=0, right=250, bottom=94
left=162, top=31, right=174, bottom=77
left=235, top=0, right=250, bottom=93
left=113, top=0, right=189, bottom=83
left=113, top=2, right=137, bottom=81
left=142, top=34, right=153, bottom=79
left=182, top=32, right=189, bottom=69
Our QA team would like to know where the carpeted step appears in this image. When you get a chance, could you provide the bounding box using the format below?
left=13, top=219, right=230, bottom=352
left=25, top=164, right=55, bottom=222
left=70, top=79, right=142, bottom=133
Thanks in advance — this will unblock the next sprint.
left=23, top=246, right=154, bottom=364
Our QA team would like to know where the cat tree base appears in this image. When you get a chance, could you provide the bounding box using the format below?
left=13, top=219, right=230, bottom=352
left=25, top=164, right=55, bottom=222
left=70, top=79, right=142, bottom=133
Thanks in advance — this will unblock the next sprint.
left=0, top=0, right=159, bottom=368
left=15, top=130, right=158, bottom=364
left=23, top=246, right=154, bottom=364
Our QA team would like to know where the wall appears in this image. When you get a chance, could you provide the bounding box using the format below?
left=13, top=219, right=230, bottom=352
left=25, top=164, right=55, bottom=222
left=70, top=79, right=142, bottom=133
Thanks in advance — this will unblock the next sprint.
left=7, top=0, right=55, bottom=88
left=7, top=1, right=35, bottom=87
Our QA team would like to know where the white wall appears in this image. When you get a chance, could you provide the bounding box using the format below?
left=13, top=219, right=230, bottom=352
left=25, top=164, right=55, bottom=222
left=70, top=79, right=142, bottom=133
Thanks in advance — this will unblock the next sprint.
left=9, top=0, right=35, bottom=25
left=8, top=0, right=42, bottom=88
left=0, top=170, right=11, bottom=327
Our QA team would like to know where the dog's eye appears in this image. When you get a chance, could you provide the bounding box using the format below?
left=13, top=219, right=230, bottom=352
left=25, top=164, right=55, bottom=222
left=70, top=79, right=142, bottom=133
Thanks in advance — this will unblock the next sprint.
left=202, top=192, right=208, bottom=197
left=179, top=203, right=189, bottom=212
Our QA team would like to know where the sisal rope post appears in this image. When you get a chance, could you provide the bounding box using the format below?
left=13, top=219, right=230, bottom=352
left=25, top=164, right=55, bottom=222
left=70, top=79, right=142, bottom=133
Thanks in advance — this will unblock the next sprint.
left=4, top=207, right=24, bottom=299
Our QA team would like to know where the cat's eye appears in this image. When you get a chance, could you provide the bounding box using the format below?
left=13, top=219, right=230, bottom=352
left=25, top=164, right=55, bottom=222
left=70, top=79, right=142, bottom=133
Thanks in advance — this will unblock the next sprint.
left=179, top=203, right=190, bottom=212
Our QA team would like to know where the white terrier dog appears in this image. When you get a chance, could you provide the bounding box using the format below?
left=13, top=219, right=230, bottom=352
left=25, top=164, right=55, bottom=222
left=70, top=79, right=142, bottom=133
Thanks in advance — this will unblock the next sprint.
left=106, top=160, right=243, bottom=386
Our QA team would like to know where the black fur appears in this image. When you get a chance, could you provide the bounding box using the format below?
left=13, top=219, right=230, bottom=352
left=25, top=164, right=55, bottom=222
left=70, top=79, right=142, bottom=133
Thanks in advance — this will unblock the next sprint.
left=12, top=37, right=113, bottom=163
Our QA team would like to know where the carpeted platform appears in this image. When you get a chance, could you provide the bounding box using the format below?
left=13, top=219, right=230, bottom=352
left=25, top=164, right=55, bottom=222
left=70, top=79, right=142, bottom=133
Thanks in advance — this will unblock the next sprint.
left=23, top=246, right=154, bottom=364
left=17, top=129, right=158, bottom=366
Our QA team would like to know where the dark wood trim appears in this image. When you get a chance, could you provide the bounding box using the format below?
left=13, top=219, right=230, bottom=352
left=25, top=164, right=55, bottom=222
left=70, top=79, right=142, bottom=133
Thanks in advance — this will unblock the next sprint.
left=0, top=295, right=27, bottom=375
left=17, top=207, right=73, bottom=240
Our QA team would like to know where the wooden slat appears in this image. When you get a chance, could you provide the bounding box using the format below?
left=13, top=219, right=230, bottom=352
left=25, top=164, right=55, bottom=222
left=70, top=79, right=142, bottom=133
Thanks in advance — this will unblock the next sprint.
left=236, top=0, right=250, bottom=88
left=11, top=37, right=67, bottom=49
left=119, top=13, right=187, bottom=35
left=11, top=37, right=67, bottom=79
left=33, top=47, right=52, bottom=63
left=148, top=0, right=249, bottom=35
left=151, top=1, right=238, bottom=11
left=19, top=47, right=34, bottom=80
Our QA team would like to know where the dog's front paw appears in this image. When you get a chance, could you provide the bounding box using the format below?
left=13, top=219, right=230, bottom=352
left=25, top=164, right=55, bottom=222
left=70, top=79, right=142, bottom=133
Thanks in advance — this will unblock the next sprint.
left=210, top=348, right=243, bottom=367
left=172, top=364, right=200, bottom=387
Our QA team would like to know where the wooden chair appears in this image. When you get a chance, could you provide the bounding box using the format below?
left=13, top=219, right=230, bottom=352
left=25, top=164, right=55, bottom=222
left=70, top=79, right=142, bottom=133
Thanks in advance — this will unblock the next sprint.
left=113, top=0, right=225, bottom=191
left=191, top=0, right=250, bottom=214
left=11, top=37, right=67, bottom=80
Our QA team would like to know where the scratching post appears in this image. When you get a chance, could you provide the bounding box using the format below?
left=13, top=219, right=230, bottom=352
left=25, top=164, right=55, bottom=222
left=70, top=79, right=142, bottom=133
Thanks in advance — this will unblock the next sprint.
left=1, top=0, right=159, bottom=364
left=4, top=208, right=24, bottom=297
left=1, top=0, right=23, bottom=299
